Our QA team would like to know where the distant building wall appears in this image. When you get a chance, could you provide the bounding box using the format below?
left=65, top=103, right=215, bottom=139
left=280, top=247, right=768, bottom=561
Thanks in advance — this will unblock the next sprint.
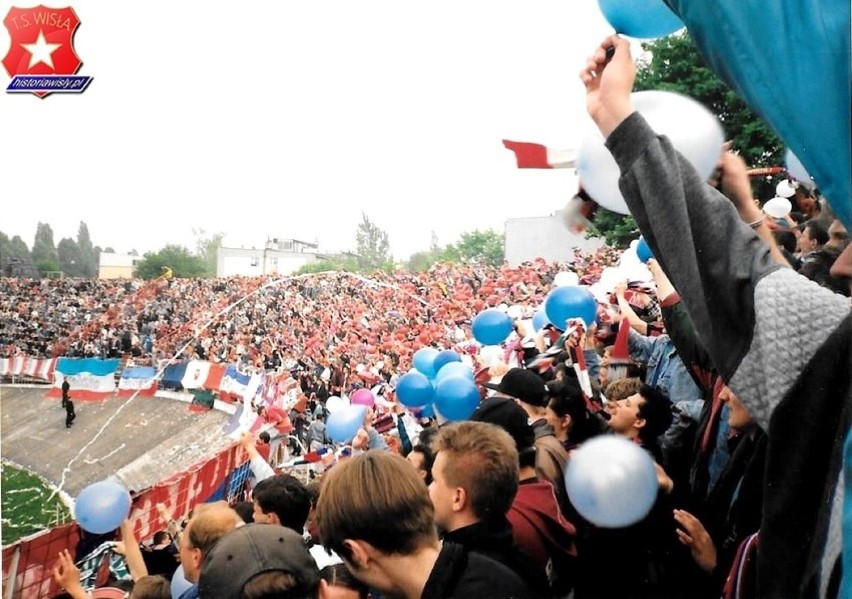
left=98, top=252, right=142, bottom=279
left=217, top=246, right=319, bottom=277
left=504, top=213, right=605, bottom=266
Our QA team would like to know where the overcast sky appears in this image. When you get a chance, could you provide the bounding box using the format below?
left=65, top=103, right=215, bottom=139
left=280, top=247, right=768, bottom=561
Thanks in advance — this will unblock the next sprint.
left=1, top=0, right=622, bottom=260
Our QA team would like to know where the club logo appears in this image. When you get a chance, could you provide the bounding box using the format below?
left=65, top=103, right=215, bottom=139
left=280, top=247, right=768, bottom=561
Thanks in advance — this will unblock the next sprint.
left=2, top=5, right=93, bottom=97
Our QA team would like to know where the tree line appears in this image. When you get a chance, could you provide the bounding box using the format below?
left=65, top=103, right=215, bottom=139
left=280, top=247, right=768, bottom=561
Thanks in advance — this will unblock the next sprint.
left=0, top=215, right=505, bottom=280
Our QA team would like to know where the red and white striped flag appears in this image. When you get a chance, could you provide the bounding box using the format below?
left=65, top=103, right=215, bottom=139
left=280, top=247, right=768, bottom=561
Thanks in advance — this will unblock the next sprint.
left=502, top=140, right=577, bottom=169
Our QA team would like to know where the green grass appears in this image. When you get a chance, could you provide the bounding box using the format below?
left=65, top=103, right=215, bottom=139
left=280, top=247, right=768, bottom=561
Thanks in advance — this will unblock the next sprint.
left=1, top=462, right=71, bottom=546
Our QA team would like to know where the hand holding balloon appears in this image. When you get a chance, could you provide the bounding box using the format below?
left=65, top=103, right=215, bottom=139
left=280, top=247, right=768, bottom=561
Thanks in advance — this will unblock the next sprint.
left=75, top=480, right=132, bottom=534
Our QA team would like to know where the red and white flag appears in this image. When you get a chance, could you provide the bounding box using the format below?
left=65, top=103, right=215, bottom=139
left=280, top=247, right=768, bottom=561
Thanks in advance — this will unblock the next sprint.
left=502, top=140, right=577, bottom=169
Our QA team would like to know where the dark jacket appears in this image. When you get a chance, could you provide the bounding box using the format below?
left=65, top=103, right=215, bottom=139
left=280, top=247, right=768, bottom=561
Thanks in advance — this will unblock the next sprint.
left=421, top=541, right=534, bottom=599
left=443, top=517, right=550, bottom=597
left=608, top=112, right=851, bottom=598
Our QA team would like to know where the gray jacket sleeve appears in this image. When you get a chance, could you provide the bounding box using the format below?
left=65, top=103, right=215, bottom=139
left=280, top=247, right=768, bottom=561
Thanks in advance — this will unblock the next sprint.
left=606, top=112, right=849, bottom=428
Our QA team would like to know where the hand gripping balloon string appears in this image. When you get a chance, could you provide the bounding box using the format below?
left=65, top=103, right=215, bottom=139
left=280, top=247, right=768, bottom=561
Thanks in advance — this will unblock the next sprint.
left=50, top=270, right=436, bottom=500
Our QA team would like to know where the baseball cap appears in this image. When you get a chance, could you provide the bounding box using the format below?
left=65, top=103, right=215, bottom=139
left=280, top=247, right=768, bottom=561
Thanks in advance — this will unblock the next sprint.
left=483, top=368, right=547, bottom=407
left=199, top=524, right=320, bottom=599
left=470, top=396, right=535, bottom=451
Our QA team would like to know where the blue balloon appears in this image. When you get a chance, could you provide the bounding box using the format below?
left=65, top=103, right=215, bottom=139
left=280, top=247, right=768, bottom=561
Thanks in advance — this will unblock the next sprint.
left=636, top=236, right=655, bottom=263
left=435, top=361, right=474, bottom=384
left=432, top=350, right=462, bottom=376
left=544, top=286, right=597, bottom=329
left=434, top=376, right=481, bottom=421
left=565, top=436, right=658, bottom=527
left=419, top=403, right=435, bottom=419
left=327, top=404, right=368, bottom=442
left=598, top=0, right=683, bottom=39
left=396, top=371, right=435, bottom=408
left=412, top=347, right=439, bottom=378
left=471, top=308, right=514, bottom=346
left=532, top=309, right=551, bottom=332
left=75, top=480, right=132, bottom=534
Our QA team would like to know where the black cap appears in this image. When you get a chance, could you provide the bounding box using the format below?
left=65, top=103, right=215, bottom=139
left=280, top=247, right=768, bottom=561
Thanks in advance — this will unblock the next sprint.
left=470, top=396, right=535, bottom=450
left=199, top=524, right=319, bottom=598
left=483, top=368, right=547, bottom=407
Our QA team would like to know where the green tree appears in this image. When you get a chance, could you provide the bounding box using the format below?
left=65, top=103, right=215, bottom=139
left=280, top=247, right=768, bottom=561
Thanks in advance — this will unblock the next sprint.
left=31, top=223, right=59, bottom=274
left=296, top=256, right=359, bottom=275
left=6, top=235, right=34, bottom=272
left=453, top=229, right=505, bottom=267
left=76, top=222, right=96, bottom=277
left=589, top=32, right=784, bottom=249
left=194, top=228, right=224, bottom=277
left=57, top=238, right=84, bottom=277
left=586, top=210, right=639, bottom=249
left=133, top=245, right=208, bottom=279
left=355, top=213, right=392, bottom=271
left=634, top=33, right=783, bottom=167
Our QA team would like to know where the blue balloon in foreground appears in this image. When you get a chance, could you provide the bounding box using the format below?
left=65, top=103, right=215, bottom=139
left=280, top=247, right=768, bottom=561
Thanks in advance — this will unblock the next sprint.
left=544, top=286, right=597, bottom=329
left=471, top=308, right=514, bottom=346
left=412, top=347, right=439, bottom=378
left=396, top=371, right=435, bottom=408
left=565, top=436, right=658, bottom=528
left=532, top=309, right=550, bottom=332
left=75, top=480, right=132, bottom=534
left=432, top=350, right=462, bottom=376
left=435, top=361, right=474, bottom=384
left=636, top=236, right=655, bottom=263
left=327, top=404, right=368, bottom=442
left=434, top=376, right=481, bottom=421
left=598, top=0, right=683, bottom=39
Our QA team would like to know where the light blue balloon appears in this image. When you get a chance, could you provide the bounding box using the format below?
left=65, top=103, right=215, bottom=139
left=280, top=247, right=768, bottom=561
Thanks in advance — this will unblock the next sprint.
left=598, top=0, right=684, bottom=39
left=327, top=404, right=368, bottom=442
left=435, top=361, right=474, bottom=384
left=434, top=376, right=481, bottom=421
left=565, top=436, right=658, bottom=528
left=396, top=371, right=435, bottom=408
left=74, top=480, right=132, bottom=534
left=471, top=308, right=514, bottom=346
left=532, top=309, right=551, bottom=332
left=544, top=286, right=598, bottom=330
left=412, top=347, right=439, bottom=378
left=636, top=236, right=655, bottom=263
left=432, top=350, right=462, bottom=376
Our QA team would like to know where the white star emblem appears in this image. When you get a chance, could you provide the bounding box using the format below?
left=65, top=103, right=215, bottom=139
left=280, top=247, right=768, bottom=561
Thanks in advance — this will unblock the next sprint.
left=21, top=29, right=62, bottom=70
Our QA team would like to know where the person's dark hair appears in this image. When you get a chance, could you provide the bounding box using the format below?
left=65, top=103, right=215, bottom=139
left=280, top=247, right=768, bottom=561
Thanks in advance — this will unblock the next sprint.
left=803, top=220, right=830, bottom=245
left=253, top=475, right=311, bottom=533
left=773, top=230, right=798, bottom=254
left=151, top=530, right=171, bottom=546
left=545, top=378, right=601, bottom=445
left=259, top=431, right=271, bottom=444
left=240, top=571, right=316, bottom=599
left=232, top=501, right=255, bottom=524
left=636, top=385, right=673, bottom=445
left=409, top=443, right=435, bottom=485
left=319, top=564, right=369, bottom=599
left=131, top=575, right=171, bottom=599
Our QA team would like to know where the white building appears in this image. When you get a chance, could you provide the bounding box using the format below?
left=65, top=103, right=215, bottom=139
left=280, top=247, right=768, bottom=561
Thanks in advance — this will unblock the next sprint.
left=504, top=212, right=605, bottom=266
left=98, top=251, right=143, bottom=279
left=216, top=238, right=321, bottom=277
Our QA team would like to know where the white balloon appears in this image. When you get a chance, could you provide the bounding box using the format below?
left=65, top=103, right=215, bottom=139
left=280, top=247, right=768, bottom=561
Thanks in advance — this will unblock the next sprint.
left=597, top=266, right=625, bottom=293
left=565, top=436, right=658, bottom=528
left=497, top=303, right=509, bottom=313
left=479, top=345, right=504, bottom=367
left=775, top=180, right=796, bottom=198
left=785, top=148, right=813, bottom=185
left=577, top=91, right=725, bottom=214
left=763, top=196, right=792, bottom=218
left=553, top=271, right=580, bottom=287
left=506, top=304, right=523, bottom=320
left=325, top=395, right=349, bottom=414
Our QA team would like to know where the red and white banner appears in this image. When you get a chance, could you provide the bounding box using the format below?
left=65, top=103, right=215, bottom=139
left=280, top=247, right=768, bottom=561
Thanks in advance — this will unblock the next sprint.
left=502, top=139, right=577, bottom=169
